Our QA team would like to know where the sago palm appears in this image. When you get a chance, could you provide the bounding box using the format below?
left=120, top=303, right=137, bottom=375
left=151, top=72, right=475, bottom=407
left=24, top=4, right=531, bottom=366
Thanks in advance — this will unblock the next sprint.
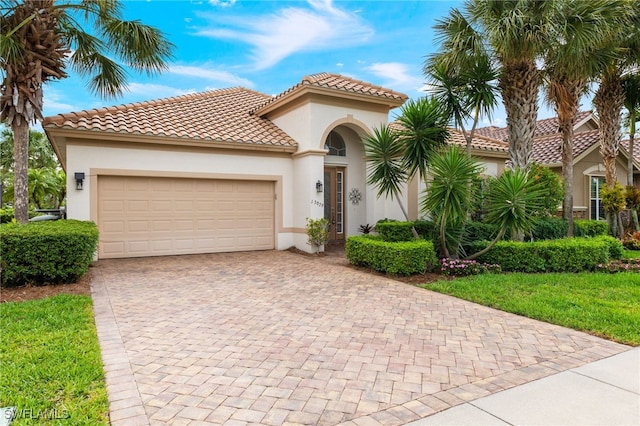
left=1, top=0, right=174, bottom=222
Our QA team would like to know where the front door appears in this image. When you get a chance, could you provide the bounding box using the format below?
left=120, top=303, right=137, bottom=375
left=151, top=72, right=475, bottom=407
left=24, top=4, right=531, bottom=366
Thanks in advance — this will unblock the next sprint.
left=324, top=167, right=345, bottom=241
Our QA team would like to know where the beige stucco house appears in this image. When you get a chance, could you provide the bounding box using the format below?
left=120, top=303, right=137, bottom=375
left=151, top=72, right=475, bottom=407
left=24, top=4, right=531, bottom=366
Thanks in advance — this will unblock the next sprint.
left=44, top=73, right=415, bottom=258
left=43, top=72, right=636, bottom=259
left=476, top=112, right=639, bottom=220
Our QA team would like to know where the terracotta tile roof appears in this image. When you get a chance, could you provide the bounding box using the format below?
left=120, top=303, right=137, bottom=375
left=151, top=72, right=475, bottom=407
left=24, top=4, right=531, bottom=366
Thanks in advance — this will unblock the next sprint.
left=475, top=111, right=595, bottom=142
left=252, top=72, right=408, bottom=114
left=532, top=129, right=600, bottom=165
left=388, top=122, right=508, bottom=153
left=620, top=138, right=640, bottom=164
left=43, top=88, right=297, bottom=149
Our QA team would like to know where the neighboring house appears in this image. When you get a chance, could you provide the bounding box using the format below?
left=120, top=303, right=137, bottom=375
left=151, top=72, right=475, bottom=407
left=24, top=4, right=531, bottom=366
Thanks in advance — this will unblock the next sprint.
left=43, top=72, right=635, bottom=259
left=44, top=73, right=409, bottom=258
left=475, top=112, right=639, bottom=220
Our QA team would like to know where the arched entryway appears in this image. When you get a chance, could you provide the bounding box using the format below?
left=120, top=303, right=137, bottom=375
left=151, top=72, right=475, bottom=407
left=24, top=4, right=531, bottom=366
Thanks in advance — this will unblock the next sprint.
left=322, top=124, right=367, bottom=242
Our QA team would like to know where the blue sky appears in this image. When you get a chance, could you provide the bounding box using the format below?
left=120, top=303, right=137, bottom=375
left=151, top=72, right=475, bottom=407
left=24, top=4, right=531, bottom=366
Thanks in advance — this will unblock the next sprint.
left=43, top=0, right=558, bottom=126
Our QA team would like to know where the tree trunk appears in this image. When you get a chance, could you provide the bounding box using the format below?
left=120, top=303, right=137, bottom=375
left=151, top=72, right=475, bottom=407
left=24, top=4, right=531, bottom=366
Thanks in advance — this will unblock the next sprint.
left=500, top=60, right=540, bottom=170
left=550, top=78, right=583, bottom=237
left=594, top=72, right=625, bottom=188
left=11, top=120, right=30, bottom=223
left=395, top=195, right=420, bottom=239
left=628, top=120, right=636, bottom=187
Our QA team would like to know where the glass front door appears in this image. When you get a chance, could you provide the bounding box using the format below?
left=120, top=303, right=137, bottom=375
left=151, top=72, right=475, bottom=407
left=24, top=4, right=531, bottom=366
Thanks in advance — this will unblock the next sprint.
left=324, top=167, right=345, bottom=241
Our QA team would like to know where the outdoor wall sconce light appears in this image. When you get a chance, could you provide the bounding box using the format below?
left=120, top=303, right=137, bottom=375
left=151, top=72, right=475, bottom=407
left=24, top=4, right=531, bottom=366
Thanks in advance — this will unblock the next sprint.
left=75, top=172, right=85, bottom=190
left=316, top=180, right=323, bottom=193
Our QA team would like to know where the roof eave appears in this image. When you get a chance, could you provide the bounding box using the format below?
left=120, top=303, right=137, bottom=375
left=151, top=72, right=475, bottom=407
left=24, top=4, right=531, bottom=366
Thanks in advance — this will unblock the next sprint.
left=253, top=85, right=407, bottom=117
left=43, top=126, right=298, bottom=158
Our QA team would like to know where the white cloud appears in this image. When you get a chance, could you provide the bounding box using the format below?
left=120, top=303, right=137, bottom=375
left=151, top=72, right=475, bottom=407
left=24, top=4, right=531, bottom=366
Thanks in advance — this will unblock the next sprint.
left=195, top=0, right=373, bottom=70
left=168, top=65, right=254, bottom=87
left=209, top=0, right=235, bottom=6
left=366, top=62, right=425, bottom=92
left=126, top=83, right=196, bottom=98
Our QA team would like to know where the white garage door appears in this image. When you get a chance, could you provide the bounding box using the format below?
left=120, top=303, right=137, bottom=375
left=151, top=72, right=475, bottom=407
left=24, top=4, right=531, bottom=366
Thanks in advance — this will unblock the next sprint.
left=98, top=176, right=275, bottom=258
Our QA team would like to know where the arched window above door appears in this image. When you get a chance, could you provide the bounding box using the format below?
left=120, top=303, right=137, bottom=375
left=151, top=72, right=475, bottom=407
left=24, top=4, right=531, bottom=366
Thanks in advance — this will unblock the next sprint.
left=325, top=131, right=346, bottom=156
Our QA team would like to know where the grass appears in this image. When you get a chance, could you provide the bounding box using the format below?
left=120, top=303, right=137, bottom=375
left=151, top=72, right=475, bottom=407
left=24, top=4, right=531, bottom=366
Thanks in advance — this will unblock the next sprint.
left=623, top=249, right=640, bottom=259
left=0, top=294, right=109, bottom=425
left=423, top=272, right=640, bottom=346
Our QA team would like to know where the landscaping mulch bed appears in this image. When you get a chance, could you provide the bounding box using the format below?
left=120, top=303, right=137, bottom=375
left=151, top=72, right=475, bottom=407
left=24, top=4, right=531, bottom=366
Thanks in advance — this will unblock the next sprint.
left=0, top=269, right=93, bottom=303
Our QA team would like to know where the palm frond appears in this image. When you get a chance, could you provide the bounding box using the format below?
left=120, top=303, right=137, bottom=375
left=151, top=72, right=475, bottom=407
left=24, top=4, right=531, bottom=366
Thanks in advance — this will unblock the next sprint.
left=86, top=53, right=127, bottom=99
left=363, top=125, right=406, bottom=200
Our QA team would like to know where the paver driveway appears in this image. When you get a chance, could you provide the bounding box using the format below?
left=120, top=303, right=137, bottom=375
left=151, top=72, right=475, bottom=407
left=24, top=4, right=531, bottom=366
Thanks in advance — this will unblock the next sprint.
left=91, top=251, right=629, bottom=425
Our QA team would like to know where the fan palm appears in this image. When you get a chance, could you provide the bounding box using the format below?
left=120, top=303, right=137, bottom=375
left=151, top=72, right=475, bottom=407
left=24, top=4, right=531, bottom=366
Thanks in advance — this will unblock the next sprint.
left=544, top=0, right=629, bottom=236
left=1, top=0, right=174, bottom=222
left=593, top=2, right=640, bottom=189
left=462, top=0, right=554, bottom=170
left=622, top=73, right=640, bottom=185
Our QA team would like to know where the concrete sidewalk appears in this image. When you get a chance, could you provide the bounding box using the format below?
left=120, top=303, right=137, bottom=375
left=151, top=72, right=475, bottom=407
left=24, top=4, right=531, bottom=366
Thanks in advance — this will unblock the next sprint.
left=409, top=347, right=640, bottom=425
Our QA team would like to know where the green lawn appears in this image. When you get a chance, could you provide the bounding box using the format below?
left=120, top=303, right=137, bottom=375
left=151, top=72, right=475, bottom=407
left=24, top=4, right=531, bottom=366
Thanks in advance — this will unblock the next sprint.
left=423, top=272, right=640, bottom=346
left=0, top=295, right=109, bottom=425
left=623, top=249, right=640, bottom=259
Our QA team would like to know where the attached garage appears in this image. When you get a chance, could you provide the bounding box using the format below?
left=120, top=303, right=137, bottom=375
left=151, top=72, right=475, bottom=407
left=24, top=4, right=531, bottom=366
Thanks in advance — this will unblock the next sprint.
left=98, top=176, right=275, bottom=258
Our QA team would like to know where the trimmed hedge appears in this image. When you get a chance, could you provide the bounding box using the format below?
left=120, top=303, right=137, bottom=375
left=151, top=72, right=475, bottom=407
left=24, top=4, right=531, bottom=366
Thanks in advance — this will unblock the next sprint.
left=346, top=235, right=437, bottom=275
left=470, top=237, right=614, bottom=273
left=574, top=219, right=608, bottom=237
left=375, top=220, right=414, bottom=242
left=1, top=220, right=99, bottom=287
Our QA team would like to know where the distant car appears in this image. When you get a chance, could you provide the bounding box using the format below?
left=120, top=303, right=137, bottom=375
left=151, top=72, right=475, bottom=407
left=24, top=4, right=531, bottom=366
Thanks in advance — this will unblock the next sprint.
left=28, top=207, right=66, bottom=222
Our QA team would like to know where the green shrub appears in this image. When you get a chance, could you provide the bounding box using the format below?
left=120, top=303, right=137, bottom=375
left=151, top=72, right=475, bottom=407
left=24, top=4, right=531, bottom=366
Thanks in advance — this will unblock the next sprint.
left=463, top=221, right=499, bottom=242
left=532, top=217, right=568, bottom=240
left=413, top=219, right=437, bottom=241
left=472, top=237, right=611, bottom=272
left=574, top=219, right=608, bottom=237
left=1, top=220, right=99, bottom=287
left=346, top=235, right=437, bottom=275
left=594, top=235, right=624, bottom=259
left=305, top=217, right=329, bottom=249
left=0, top=207, right=14, bottom=223
left=375, top=220, right=414, bottom=242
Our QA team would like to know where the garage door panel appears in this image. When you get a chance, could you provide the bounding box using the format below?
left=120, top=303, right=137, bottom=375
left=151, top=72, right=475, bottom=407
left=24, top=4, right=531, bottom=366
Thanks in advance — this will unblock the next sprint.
left=98, top=176, right=275, bottom=258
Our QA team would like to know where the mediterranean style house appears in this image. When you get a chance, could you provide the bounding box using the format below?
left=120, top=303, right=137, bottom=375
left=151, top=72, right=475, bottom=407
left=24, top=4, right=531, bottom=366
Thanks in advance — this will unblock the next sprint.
left=43, top=73, right=636, bottom=259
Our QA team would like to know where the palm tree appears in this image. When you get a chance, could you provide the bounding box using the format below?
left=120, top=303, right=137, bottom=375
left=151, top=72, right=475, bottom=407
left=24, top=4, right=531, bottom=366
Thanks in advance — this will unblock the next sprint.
left=364, top=98, right=449, bottom=239
left=435, top=1, right=554, bottom=170
left=363, top=124, right=416, bottom=236
left=1, top=0, right=174, bottom=223
left=622, top=73, right=640, bottom=185
left=421, top=146, right=482, bottom=258
left=395, top=97, right=449, bottom=180
left=544, top=0, right=628, bottom=237
left=467, top=168, right=544, bottom=260
left=427, top=14, right=499, bottom=155
left=593, top=2, right=640, bottom=189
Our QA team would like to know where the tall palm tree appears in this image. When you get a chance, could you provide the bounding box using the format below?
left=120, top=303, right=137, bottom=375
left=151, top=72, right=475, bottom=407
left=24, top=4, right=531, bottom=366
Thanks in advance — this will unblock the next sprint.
left=544, top=0, right=628, bottom=237
left=466, top=0, right=554, bottom=170
left=593, top=1, right=640, bottom=189
left=1, top=0, right=174, bottom=223
left=622, top=73, right=640, bottom=185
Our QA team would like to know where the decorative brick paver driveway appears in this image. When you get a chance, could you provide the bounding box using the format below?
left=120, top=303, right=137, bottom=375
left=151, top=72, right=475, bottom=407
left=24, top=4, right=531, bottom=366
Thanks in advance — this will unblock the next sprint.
left=91, top=251, right=629, bottom=425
